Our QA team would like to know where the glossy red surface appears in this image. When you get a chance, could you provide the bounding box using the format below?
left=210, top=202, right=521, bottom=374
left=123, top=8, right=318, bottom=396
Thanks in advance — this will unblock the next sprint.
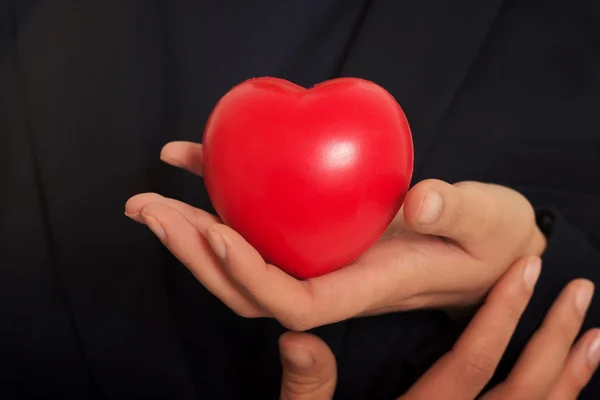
left=202, top=77, right=413, bottom=279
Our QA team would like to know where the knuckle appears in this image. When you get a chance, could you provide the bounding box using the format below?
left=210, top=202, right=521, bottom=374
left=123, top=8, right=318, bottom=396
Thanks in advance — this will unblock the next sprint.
left=503, top=298, right=527, bottom=323
left=553, top=318, right=578, bottom=348
left=459, top=349, right=497, bottom=387
left=490, top=280, right=530, bottom=319
left=456, top=184, right=501, bottom=233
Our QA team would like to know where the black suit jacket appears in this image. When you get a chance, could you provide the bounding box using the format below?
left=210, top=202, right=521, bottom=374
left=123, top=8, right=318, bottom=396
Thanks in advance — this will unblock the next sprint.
left=1, top=1, right=599, bottom=399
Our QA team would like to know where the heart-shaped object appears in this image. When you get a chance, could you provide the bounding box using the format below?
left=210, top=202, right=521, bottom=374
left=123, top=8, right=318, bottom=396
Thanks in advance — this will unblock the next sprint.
left=202, top=77, right=413, bottom=279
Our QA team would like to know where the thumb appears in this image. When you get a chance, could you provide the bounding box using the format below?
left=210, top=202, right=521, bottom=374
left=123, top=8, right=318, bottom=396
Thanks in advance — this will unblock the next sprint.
left=403, top=179, right=502, bottom=257
left=279, top=332, right=337, bottom=400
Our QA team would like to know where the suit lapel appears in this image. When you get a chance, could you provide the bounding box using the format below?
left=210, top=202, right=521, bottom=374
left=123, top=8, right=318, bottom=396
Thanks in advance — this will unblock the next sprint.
left=16, top=1, right=195, bottom=397
left=341, top=0, right=506, bottom=178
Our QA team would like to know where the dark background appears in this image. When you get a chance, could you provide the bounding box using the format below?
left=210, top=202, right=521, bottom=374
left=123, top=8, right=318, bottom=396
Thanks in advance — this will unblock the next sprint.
left=1, top=1, right=600, bottom=399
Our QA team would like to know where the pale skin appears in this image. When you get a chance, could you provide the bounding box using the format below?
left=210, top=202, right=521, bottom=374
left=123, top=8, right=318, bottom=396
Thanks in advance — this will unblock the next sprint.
left=125, top=141, right=597, bottom=396
left=125, top=141, right=547, bottom=331
left=277, top=257, right=600, bottom=399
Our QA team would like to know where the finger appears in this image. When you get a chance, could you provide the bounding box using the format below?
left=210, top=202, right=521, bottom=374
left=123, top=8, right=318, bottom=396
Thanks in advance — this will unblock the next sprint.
left=125, top=192, right=218, bottom=226
left=279, top=332, right=337, bottom=400
left=127, top=193, right=356, bottom=330
left=492, top=279, right=594, bottom=399
left=127, top=195, right=423, bottom=330
left=403, top=179, right=505, bottom=257
left=203, top=223, right=429, bottom=331
left=202, top=223, right=318, bottom=331
left=137, top=202, right=265, bottom=318
left=547, top=328, right=600, bottom=400
left=401, top=256, right=541, bottom=400
left=160, top=141, right=204, bottom=176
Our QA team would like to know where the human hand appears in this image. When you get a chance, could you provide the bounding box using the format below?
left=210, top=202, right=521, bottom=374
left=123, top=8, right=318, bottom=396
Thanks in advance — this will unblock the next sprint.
left=277, top=256, right=600, bottom=400
left=125, top=141, right=546, bottom=330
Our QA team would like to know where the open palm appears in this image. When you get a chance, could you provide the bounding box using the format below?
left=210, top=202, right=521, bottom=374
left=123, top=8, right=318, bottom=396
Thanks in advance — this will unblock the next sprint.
left=125, top=141, right=545, bottom=331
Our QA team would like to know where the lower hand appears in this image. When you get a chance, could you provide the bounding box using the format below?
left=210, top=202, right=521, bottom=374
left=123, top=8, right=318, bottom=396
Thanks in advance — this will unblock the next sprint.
left=278, top=256, right=600, bottom=400
left=125, top=141, right=546, bottom=330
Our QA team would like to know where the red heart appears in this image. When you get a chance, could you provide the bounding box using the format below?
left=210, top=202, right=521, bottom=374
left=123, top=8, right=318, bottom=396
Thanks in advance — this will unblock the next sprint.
left=202, top=77, right=413, bottom=279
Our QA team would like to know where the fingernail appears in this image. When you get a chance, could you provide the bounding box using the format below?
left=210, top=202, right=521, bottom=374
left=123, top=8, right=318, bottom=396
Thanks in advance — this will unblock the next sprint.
left=142, top=215, right=166, bottom=242
left=523, top=256, right=542, bottom=291
left=282, top=345, right=314, bottom=369
left=575, top=281, right=594, bottom=316
left=205, top=230, right=227, bottom=260
left=125, top=211, right=144, bottom=223
left=588, top=332, right=600, bottom=367
left=417, top=190, right=443, bottom=224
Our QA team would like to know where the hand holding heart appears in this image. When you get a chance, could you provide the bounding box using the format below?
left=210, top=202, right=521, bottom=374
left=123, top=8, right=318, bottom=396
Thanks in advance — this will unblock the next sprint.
left=125, top=141, right=546, bottom=331
left=126, top=77, right=545, bottom=330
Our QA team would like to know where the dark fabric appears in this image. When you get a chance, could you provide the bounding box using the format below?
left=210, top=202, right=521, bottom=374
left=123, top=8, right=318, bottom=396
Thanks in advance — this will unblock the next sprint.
left=1, top=0, right=599, bottom=399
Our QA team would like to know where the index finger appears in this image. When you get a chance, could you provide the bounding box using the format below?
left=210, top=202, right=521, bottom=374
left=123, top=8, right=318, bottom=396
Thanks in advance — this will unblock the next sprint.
left=401, top=256, right=541, bottom=400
